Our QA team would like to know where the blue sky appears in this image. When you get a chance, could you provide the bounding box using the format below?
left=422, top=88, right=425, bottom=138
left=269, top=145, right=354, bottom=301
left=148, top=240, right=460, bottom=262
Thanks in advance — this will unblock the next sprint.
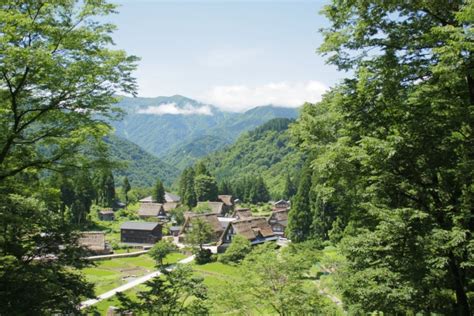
left=110, top=0, right=344, bottom=111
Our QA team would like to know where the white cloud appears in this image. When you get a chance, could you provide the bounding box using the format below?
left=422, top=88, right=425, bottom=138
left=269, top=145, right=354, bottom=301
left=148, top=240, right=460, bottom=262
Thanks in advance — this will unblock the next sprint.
left=199, top=80, right=328, bottom=112
left=137, top=103, right=213, bottom=116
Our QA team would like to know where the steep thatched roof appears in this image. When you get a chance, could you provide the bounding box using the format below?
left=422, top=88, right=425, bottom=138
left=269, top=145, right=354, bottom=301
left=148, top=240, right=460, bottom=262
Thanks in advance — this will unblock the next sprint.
left=229, top=217, right=275, bottom=241
left=180, top=212, right=224, bottom=240
left=269, top=209, right=289, bottom=222
left=138, top=203, right=164, bottom=217
left=197, top=201, right=225, bottom=215
left=218, top=195, right=233, bottom=206
left=233, top=208, right=253, bottom=219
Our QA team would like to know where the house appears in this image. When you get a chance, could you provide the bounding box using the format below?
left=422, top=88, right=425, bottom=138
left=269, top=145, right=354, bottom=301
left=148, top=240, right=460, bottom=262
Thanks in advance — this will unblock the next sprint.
left=217, top=216, right=237, bottom=230
left=138, top=203, right=167, bottom=220
left=272, top=200, right=290, bottom=211
left=180, top=212, right=224, bottom=243
left=267, top=209, right=289, bottom=236
left=169, top=226, right=181, bottom=237
left=99, top=208, right=115, bottom=221
left=120, top=222, right=162, bottom=244
left=196, top=201, right=226, bottom=215
left=78, top=231, right=111, bottom=254
left=218, top=218, right=277, bottom=252
left=233, top=208, right=253, bottom=219
left=139, top=192, right=181, bottom=204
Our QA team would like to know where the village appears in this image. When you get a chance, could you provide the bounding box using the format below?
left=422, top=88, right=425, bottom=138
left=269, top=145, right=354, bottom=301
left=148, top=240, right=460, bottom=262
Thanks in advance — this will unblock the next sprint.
left=79, top=192, right=291, bottom=256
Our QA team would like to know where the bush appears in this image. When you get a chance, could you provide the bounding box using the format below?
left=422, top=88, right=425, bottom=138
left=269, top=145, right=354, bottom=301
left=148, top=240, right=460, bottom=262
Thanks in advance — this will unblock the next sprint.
left=218, top=235, right=251, bottom=264
left=194, top=248, right=213, bottom=264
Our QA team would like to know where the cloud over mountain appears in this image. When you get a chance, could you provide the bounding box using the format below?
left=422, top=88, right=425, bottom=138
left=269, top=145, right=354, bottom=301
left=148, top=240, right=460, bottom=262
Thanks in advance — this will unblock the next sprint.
left=200, top=80, right=328, bottom=112
left=137, top=103, right=213, bottom=116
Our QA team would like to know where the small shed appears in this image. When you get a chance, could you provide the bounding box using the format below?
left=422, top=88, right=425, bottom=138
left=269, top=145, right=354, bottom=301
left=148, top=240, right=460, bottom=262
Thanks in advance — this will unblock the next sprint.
left=169, top=226, right=181, bottom=237
left=78, top=231, right=111, bottom=254
left=99, top=208, right=115, bottom=221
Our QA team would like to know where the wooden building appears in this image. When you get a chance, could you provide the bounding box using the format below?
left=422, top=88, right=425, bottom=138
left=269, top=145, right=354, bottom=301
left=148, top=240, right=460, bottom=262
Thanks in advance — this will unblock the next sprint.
left=120, top=222, right=162, bottom=244
left=218, top=218, right=277, bottom=252
left=138, top=203, right=167, bottom=220
left=78, top=231, right=111, bottom=254
left=272, top=200, right=290, bottom=211
left=180, top=212, right=224, bottom=243
left=233, top=208, right=253, bottom=220
left=99, top=208, right=115, bottom=221
left=267, top=209, right=289, bottom=236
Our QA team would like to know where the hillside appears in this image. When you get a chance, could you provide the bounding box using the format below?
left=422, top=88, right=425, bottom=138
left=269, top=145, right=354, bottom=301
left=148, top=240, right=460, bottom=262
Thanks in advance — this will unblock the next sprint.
left=204, top=118, right=304, bottom=198
left=104, top=135, right=179, bottom=188
left=110, top=95, right=299, bottom=168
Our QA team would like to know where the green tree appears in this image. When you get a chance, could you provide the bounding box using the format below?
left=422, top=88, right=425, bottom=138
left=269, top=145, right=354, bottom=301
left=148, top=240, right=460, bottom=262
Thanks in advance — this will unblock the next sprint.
left=117, top=265, right=208, bottom=315
left=194, top=174, right=218, bottom=202
left=153, top=178, right=165, bottom=204
left=194, top=161, right=210, bottom=176
left=0, top=0, right=137, bottom=313
left=292, top=1, right=474, bottom=313
left=148, top=239, right=177, bottom=269
left=287, top=160, right=313, bottom=242
left=218, top=235, right=251, bottom=264
left=94, top=170, right=115, bottom=208
left=123, top=176, right=131, bottom=205
left=186, top=217, right=213, bottom=251
left=282, top=173, right=296, bottom=200
left=179, top=167, right=196, bottom=207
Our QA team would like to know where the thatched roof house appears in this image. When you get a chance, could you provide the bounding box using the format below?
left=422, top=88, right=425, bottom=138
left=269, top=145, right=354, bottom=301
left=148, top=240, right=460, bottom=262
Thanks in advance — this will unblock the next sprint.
left=180, top=212, right=224, bottom=242
left=196, top=201, right=225, bottom=215
left=268, top=209, right=289, bottom=236
left=233, top=208, right=253, bottom=219
left=218, top=217, right=277, bottom=252
left=138, top=203, right=167, bottom=219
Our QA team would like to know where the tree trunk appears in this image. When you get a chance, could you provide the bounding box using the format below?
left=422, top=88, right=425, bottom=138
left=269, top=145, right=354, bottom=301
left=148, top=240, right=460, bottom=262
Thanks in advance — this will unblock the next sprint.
left=448, top=253, right=471, bottom=315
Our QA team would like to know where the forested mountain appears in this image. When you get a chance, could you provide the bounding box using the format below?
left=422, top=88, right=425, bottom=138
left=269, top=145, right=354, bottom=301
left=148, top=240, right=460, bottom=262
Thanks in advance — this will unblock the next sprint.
left=111, top=95, right=299, bottom=168
left=105, top=135, right=179, bottom=187
left=204, top=118, right=304, bottom=198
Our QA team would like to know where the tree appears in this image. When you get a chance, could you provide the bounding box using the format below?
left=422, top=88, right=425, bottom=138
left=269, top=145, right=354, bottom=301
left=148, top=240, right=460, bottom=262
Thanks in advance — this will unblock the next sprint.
left=215, top=243, right=333, bottom=315
left=291, top=1, right=474, bottom=313
left=194, top=161, right=210, bottom=176
left=282, top=173, right=296, bottom=200
left=153, top=178, right=165, bottom=204
left=218, top=235, right=251, bottom=264
left=0, top=0, right=137, bottom=313
left=186, top=218, right=213, bottom=251
left=117, top=265, right=208, bottom=315
left=194, top=174, right=218, bottom=202
left=287, top=159, right=313, bottom=242
left=122, top=177, right=131, bottom=205
left=148, top=239, right=177, bottom=270
left=179, top=167, right=196, bottom=207
left=94, top=170, right=115, bottom=208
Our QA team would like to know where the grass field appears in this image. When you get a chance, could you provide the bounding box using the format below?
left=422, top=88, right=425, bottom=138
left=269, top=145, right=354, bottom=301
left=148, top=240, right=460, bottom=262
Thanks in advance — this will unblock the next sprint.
left=83, top=252, right=187, bottom=295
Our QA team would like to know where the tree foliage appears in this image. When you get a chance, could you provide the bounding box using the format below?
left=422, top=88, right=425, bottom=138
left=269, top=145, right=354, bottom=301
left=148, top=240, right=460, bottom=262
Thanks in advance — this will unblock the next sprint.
left=218, top=235, right=251, bottom=264
left=153, top=178, right=166, bottom=204
left=0, top=0, right=137, bottom=313
left=291, top=1, right=474, bottom=313
left=148, top=239, right=177, bottom=269
left=117, top=265, right=208, bottom=315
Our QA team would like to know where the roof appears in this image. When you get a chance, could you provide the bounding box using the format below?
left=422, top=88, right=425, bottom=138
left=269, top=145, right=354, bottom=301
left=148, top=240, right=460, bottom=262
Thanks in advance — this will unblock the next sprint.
left=165, top=192, right=181, bottom=203
left=229, top=218, right=275, bottom=241
left=181, top=212, right=224, bottom=236
left=170, top=226, right=181, bottom=231
left=273, top=200, right=290, bottom=207
left=163, top=202, right=179, bottom=212
left=234, top=208, right=253, bottom=219
left=197, top=201, right=224, bottom=214
left=218, top=195, right=233, bottom=206
left=121, top=222, right=161, bottom=231
left=269, top=209, right=289, bottom=222
left=138, top=203, right=164, bottom=217
left=99, top=209, right=114, bottom=215
left=217, top=216, right=237, bottom=230
left=139, top=196, right=154, bottom=203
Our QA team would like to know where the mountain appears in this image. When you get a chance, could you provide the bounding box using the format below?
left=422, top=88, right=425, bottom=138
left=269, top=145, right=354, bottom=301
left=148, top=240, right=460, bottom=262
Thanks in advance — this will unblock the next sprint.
left=104, top=135, right=179, bottom=188
left=110, top=95, right=299, bottom=169
left=204, top=118, right=304, bottom=198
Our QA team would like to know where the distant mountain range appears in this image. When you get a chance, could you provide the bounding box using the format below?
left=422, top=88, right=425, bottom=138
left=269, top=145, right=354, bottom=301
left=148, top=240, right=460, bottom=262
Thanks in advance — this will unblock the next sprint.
left=110, top=95, right=299, bottom=170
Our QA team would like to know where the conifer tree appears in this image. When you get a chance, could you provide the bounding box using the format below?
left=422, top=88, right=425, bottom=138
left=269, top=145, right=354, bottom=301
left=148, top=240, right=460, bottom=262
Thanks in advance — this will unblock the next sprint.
left=287, top=160, right=313, bottom=242
left=123, top=177, right=131, bottom=205
left=153, top=178, right=166, bottom=204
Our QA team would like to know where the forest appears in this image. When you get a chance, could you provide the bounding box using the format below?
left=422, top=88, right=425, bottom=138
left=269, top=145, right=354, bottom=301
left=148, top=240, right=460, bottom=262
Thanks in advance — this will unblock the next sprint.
left=0, top=0, right=473, bottom=315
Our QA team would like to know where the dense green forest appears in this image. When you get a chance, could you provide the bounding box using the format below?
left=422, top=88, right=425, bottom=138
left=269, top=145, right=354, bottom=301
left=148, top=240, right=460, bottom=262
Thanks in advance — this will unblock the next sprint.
left=204, top=118, right=303, bottom=199
left=105, top=135, right=179, bottom=187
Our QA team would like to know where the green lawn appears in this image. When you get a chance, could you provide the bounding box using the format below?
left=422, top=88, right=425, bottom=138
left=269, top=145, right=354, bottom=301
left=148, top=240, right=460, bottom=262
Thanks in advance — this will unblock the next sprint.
left=83, top=252, right=187, bottom=295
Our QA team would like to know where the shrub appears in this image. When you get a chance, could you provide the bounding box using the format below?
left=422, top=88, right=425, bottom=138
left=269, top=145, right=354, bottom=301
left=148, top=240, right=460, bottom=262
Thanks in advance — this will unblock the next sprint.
left=219, top=235, right=251, bottom=264
left=194, top=248, right=213, bottom=264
